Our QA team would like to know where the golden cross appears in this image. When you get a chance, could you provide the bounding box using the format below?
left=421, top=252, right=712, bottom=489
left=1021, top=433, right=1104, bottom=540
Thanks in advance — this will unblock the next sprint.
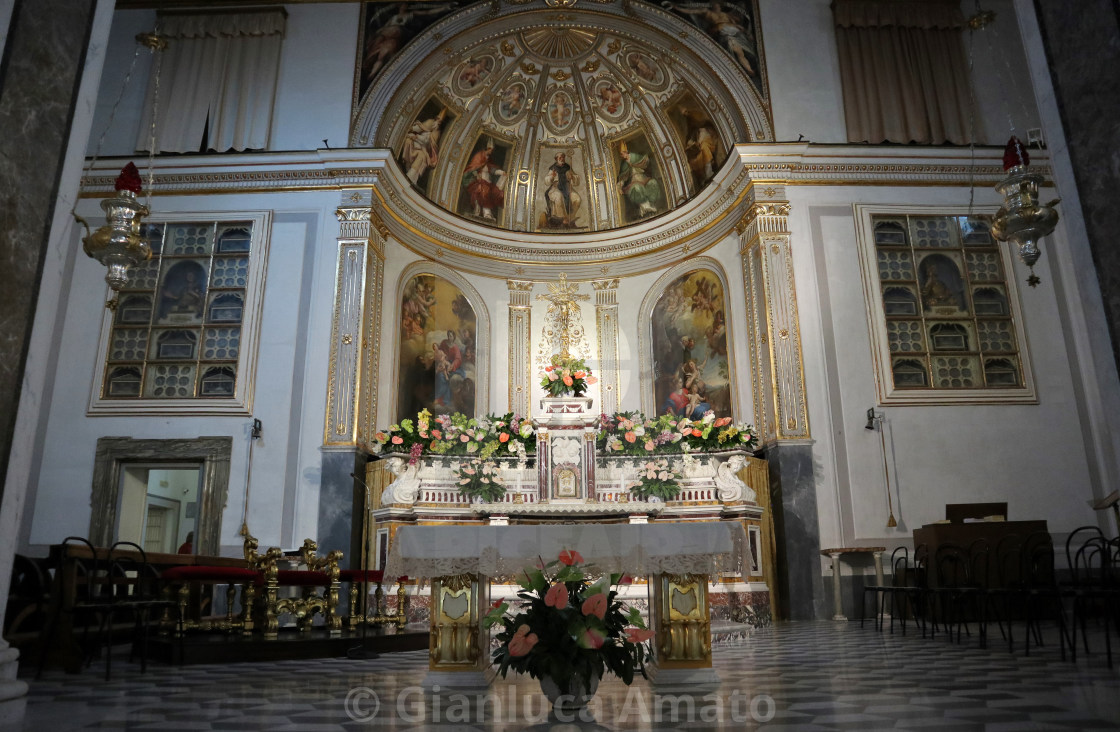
left=536, top=273, right=589, bottom=359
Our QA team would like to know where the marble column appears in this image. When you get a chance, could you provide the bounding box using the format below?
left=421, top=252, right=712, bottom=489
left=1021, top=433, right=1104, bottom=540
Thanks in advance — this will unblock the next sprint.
left=739, top=190, right=824, bottom=620
left=319, top=201, right=385, bottom=566
left=507, top=280, right=533, bottom=417
left=0, top=0, right=108, bottom=719
left=592, top=279, right=621, bottom=416
left=1031, top=1, right=1120, bottom=374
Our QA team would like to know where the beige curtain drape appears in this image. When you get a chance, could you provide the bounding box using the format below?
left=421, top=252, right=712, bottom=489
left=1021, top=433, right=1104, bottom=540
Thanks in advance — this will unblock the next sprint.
left=834, top=0, right=972, bottom=144
left=137, top=10, right=286, bottom=153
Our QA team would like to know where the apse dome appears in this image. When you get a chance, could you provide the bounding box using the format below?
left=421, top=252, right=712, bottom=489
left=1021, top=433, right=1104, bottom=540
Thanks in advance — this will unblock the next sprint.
left=352, top=1, right=772, bottom=234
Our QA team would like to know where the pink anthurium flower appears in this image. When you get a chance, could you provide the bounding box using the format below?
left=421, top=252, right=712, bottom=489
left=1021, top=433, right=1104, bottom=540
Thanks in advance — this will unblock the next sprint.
left=509, top=624, right=539, bottom=657
left=581, top=593, right=607, bottom=620
left=559, top=549, right=584, bottom=566
left=624, top=627, right=655, bottom=644
left=578, top=626, right=606, bottom=649
left=545, top=582, right=569, bottom=609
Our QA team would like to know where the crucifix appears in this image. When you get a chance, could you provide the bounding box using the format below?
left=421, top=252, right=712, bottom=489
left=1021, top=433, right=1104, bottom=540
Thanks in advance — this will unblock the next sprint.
left=536, top=273, right=589, bottom=359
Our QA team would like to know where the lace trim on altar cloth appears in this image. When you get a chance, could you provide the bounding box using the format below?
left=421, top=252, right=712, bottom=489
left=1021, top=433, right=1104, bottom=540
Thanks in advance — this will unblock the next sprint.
left=384, top=523, right=752, bottom=580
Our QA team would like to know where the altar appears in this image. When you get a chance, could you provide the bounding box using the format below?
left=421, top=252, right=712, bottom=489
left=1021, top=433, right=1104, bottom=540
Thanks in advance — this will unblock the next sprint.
left=384, top=521, right=749, bottom=688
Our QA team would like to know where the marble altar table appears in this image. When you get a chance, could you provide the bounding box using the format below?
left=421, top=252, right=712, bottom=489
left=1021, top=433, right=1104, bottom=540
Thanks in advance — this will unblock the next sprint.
left=385, top=522, right=749, bottom=688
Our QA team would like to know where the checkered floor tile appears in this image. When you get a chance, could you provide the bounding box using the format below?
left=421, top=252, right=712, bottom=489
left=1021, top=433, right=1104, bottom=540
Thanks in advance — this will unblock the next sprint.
left=12, top=620, right=1120, bottom=730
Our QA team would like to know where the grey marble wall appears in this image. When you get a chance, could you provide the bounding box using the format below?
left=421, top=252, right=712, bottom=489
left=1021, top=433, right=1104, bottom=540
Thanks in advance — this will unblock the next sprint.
left=1033, top=0, right=1120, bottom=372
left=0, top=0, right=97, bottom=499
left=765, top=442, right=827, bottom=620
left=317, top=449, right=369, bottom=569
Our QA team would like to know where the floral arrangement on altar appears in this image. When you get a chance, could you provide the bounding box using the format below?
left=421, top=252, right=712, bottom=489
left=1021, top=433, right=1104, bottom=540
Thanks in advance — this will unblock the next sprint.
left=455, top=457, right=505, bottom=502
left=540, top=354, right=597, bottom=397
left=628, top=458, right=681, bottom=501
left=372, top=409, right=535, bottom=459
left=597, top=410, right=757, bottom=455
left=484, top=549, right=654, bottom=700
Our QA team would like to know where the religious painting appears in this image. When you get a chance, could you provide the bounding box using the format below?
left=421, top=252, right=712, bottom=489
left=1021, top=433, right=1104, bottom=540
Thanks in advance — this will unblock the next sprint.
left=662, top=0, right=768, bottom=103
left=624, top=50, right=668, bottom=91
left=356, top=2, right=459, bottom=101
left=543, top=87, right=578, bottom=135
left=611, top=133, right=665, bottom=224
left=452, top=53, right=496, bottom=96
left=157, top=260, right=208, bottom=325
left=397, top=274, right=477, bottom=419
left=494, top=77, right=532, bottom=124
left=457, top=134, right=512, bottom=225
left=917, top=252, right=969, bottom=316
left=534, top=145, right=590, bottom=232
left=667, top=90, right=726, bottom=192
left=591, top=76, right=628, bottom=123
left=651, top=269, right=732, bottom=421
left=398, top=98, right=455, bottom=194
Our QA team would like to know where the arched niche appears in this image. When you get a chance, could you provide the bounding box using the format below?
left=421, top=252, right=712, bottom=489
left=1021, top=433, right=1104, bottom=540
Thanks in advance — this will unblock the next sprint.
left=637, top=257, right=740, bottom=421
left=391, top=261, right=491, bottom=421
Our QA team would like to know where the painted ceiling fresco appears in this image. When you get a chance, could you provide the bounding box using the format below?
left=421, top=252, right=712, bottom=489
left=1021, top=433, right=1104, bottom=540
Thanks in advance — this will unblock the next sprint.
left=356, top=3, right=770, bottom=234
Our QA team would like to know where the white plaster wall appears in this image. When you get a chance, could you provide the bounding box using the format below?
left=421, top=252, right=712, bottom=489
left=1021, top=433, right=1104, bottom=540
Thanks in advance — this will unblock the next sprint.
left=795, top=183, right=1100, bottom=554
left=86, top=4, right=357, bottom=157
left=270, top=3, right=357, bottom=152
left=761, top=0, right=1040, bottom=145
left=22, top=190, right=340, bottom=556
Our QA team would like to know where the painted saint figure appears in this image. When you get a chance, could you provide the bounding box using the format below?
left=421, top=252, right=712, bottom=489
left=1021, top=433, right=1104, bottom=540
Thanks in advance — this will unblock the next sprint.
left=542, top=152, right=582, bottom=229
left=401, top=107, right=447, bottom=186
left=617, top=142, right=661, bottom=219
left=461, top=139, right=507, bottom=221
left=665, top=1, right=758, bottom=77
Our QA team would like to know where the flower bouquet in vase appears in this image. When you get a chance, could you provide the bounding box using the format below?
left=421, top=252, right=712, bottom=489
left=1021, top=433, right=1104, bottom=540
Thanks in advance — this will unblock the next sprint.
left=455, top=457, right=505, bottom=503
left=629, top=458, right=681, bottom=501
left=483, top=549, right=654, bottom=711
left=540, top=355, right=597, bottom=397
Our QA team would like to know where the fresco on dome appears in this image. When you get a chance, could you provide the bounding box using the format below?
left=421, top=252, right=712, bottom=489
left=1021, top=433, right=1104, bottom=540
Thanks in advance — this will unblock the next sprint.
left=458, top=135, right=512, bottom=225
left=661, top=1, right=767, bottom=102
left=543, top=87, right=578, bottom=135
left=591, top=77, right=628, bottom=123
left=453, top=53, right=496, bottom=96
left=535, top=146, right=590, bottom=232
left=623, top=51, right=669, bottom=92
left=612, top=134, right=665, bottom=224
left=667, top=91, right=726, bottom=192
left=651, top=269, right=732, bottom=421
left=399, top=98, right=456, bottom=194
left=357, top=2, right=459, bottom=101
left=397, top=274, right=477, bottom=420
left=494, top=78, right=532, bottom=124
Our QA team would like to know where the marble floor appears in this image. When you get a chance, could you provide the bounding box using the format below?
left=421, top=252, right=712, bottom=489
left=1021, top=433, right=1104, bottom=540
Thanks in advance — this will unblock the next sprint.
left=9, top=620, right=1120, bottom=731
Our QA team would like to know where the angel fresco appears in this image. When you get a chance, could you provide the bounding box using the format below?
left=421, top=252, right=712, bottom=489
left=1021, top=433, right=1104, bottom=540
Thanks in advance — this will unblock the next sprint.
left=651, top=270, right=731, bottom=421
left=359, top=2, right=458, bottom=98
left=499, top=82, right=526, bottom=119
left=397, top=274, right=477, bottom=419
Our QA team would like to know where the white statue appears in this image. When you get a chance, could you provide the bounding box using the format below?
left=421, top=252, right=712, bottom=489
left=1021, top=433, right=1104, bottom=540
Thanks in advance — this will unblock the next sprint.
left=551, top=437, right=582, bottom=465
left=713, top=454, right=754, bottom=502
left=382, top=457, right=421, bottom=506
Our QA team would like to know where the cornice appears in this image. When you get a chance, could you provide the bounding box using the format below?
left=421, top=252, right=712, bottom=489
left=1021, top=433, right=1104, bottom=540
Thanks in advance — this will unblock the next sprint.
left=77, top=144, right=1050, bottom=279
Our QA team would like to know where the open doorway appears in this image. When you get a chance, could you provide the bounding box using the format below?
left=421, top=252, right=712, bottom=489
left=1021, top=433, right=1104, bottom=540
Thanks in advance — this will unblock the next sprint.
left=117, top=465, right=201, bottom=555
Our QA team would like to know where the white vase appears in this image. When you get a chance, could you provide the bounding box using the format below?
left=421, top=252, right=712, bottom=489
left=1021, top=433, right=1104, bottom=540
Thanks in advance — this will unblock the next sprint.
left=539, top=673, right=600, bottom=711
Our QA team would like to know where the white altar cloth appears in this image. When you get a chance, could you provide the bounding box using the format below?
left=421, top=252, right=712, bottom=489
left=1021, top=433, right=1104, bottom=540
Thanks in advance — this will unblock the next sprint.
left=384, top=522, right=749, bottom=579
